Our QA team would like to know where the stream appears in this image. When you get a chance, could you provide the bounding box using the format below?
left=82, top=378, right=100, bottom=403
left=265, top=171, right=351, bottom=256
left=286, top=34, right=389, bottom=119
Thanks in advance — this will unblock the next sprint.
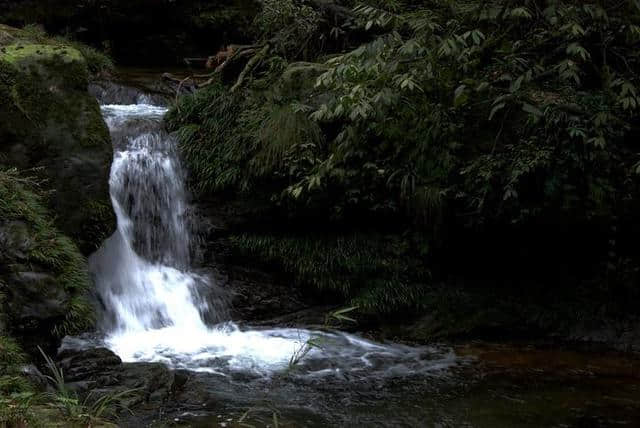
left=60, top=79, right=640, bottom=427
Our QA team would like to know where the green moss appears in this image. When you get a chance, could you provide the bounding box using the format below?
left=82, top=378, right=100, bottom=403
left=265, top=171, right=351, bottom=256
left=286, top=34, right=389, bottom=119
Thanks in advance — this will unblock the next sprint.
left=0, top=26, right=111, bottom=152
left=0, top=24, right=113, bottom=75
left=0, top=43, right=83, bottom=64
left=0, top=49, right=108, bottom=150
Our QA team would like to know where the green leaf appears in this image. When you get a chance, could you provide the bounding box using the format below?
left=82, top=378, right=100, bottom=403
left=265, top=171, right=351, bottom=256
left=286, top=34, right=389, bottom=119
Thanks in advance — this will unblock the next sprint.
left=510, top=7, right=532, bottom=19
left=454, top=85, right=468, bottom=107
left=510, top=75, right=524, bottom=93
left=489, top=102, right=506, bottom=120
left=476, top=82, right=490, bottom=92
left=522, top=103, right=543, bottom=117
left=588, top=137, right=606, bottom=148
left=291, top=186, right=303, bottom=199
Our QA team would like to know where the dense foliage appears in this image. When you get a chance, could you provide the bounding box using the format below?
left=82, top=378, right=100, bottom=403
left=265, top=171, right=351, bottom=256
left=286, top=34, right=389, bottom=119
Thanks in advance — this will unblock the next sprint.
left=168, top=0, right=640, bottom=317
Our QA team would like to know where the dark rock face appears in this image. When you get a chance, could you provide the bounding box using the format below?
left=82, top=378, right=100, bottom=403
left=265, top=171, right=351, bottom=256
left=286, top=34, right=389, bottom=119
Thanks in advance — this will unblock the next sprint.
left=0, top=0, right=259, bottom=66
left=8, top=272, right=67, bottom=323
left=89, top=79, right=170, bottom=106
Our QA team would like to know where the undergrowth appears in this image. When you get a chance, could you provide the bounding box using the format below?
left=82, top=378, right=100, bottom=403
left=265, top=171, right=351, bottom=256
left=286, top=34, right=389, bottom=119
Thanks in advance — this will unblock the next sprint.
left=229, top=233, right=428, bottom=314
left=0, top=168, right=93, bottom=336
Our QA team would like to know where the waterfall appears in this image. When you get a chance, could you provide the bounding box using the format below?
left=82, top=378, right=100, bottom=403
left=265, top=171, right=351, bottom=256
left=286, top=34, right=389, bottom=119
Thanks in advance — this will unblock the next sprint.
left=86, top=95, right=456, bottom=378
left=90, top=103, right=222, bottom=332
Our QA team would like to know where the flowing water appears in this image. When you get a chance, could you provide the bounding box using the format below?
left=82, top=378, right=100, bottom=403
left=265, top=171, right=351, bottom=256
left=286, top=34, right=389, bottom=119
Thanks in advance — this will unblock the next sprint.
left=88, top=97, right=456, bottom=379
left=67, top=82, right=640, bottom=427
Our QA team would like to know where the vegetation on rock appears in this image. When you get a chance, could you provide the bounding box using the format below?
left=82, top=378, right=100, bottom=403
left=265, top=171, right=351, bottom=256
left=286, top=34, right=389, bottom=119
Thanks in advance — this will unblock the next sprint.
left=0, top=168, right=93, bottom=339
left=0, top=24, right=114, bottom=254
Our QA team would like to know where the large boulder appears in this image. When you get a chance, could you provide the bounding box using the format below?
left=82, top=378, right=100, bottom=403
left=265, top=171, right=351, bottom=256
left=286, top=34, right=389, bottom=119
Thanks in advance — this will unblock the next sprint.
left=0, top=24, right=114, bottom=254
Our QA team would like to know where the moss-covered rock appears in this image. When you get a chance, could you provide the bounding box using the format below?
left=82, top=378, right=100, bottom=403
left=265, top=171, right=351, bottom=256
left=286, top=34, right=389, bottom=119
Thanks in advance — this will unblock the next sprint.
left=0, top=25, right=114, bottom=254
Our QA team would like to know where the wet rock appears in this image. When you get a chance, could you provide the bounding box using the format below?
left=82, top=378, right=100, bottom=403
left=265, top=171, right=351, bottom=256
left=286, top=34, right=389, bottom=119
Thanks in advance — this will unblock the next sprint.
left=58, top=347, right=122, bottom=382
left=0, top=220, right=32, bottom=259
left=90, top=79, right=170, bottom=106
left=19, top=364, right=48, bottom=391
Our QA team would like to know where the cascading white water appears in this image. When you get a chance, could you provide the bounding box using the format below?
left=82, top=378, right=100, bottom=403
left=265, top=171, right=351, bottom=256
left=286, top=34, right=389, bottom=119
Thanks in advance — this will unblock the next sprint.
left=87, top=98, right=456, bottom=378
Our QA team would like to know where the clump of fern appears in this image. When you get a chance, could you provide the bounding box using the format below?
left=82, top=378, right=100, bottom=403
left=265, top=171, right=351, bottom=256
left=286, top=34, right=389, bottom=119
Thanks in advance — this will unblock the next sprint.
left=0, top=336, right=29, bottom=395
left=167, top=79, right=323, bottom=197
left=229, top=233, right=429, bottom=313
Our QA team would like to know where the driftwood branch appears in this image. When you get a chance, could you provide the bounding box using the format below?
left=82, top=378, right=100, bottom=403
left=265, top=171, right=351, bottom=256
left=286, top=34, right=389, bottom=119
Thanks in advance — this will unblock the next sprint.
left=196, top=48, right=257, bottom=89
left=161, top=73, right=197, bottom=101
left=171, top=44, right=267, bottom=90
left=231, top=44, right=271, bottom=92
left=165, top=38, right=277, bottom=96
